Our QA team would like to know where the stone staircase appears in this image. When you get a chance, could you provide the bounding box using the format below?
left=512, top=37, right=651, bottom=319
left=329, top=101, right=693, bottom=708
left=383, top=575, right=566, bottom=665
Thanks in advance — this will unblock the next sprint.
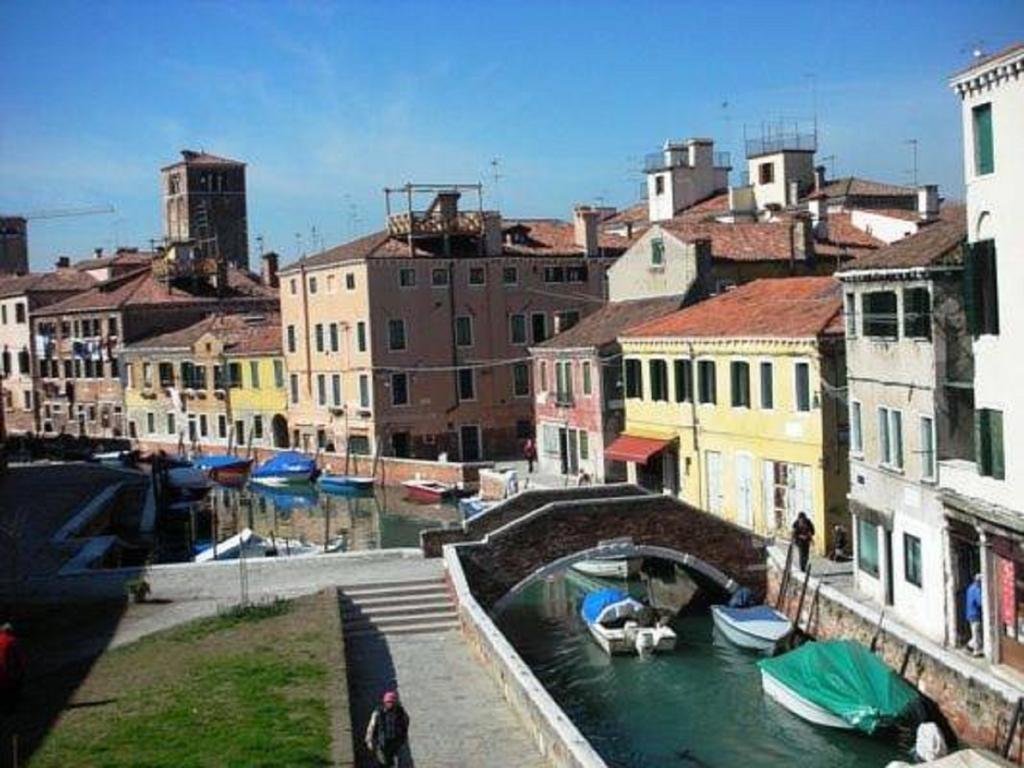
left=340, top=576, right=459, bottom=638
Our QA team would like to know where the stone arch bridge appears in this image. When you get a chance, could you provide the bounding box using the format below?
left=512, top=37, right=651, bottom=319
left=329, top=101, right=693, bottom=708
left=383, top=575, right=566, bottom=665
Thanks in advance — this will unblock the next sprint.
left=423, top=485, right=768, bottom=611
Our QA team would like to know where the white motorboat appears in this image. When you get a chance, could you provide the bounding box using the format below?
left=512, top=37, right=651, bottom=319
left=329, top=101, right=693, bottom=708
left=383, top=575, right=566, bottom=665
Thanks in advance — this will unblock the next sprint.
left=571, top=557, right=641, bottom=580
left=711, top=604, right=793, bottom=653
left=195, top=528, right=267, bottom=562
left=580, top=588, right=676, bottom=656
left=760, top=667, right=852, bottom=729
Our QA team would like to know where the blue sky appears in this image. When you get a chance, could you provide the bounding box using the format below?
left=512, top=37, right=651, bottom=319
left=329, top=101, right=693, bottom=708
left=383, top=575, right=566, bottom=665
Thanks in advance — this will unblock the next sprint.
left=2, top=0, right=1022, bottom=271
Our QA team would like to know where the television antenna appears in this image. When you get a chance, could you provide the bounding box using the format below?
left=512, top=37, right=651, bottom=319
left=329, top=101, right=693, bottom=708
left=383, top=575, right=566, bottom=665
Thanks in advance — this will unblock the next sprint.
left=904, top=139, right=919, bottom=187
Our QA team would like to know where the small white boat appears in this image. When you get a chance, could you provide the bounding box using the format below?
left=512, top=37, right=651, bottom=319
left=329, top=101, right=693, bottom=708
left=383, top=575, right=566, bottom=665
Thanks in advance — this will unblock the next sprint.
left=571, top=557, right=641, bottom=580
left=580, top=588, right=676, bottom=656
left=760, top=667, right=852, bottom=729
left=318, top=473, right=374, bottom=492
left=195, top=528, right=266, bottom=562
left=711, top=604, right=793, bottom=653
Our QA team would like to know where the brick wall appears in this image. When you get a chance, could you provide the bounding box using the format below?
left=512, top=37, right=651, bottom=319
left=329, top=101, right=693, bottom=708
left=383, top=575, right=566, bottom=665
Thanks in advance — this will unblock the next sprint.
left=769, top=559, right=1023, bottom=761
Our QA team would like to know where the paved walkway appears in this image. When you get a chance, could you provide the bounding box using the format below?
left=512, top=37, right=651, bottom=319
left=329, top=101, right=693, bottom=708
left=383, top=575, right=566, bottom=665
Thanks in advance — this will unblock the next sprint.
left=347, top=628, right=544, bottom=767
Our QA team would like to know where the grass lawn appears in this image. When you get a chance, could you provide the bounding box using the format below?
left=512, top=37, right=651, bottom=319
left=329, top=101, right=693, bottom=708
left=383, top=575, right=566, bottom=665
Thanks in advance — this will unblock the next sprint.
left=30, top=594, right=338, bottom=768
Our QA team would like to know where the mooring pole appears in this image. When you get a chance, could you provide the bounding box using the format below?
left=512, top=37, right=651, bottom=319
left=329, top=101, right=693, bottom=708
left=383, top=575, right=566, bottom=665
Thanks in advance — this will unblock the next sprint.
left=794, top=563, right=812, bottom=627
left=776, top=540, right=795, bottom=610
left=1003, top=697, right=1023, bottom=759
left=870, top=609, right=886, bottom=652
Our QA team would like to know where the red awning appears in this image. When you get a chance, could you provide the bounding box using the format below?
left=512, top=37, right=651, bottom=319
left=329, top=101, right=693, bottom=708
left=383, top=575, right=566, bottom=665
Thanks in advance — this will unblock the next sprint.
left=604, top=434, right=672, bottom=464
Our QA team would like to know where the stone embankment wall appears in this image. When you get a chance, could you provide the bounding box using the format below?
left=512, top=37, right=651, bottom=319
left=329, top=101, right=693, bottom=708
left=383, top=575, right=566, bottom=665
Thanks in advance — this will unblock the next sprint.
left=443, top=543, right=607, bottom=768
left=326, top=588, right=356, bottom=768
left=420, top=484, right=648, bottom=557
left=769, top=555, right=1023, bottom=761
left=132, top=439, right=490, bottom=488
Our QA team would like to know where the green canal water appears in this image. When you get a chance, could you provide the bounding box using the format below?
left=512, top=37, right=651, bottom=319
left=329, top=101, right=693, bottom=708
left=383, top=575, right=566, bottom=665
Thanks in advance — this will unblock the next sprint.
left=497, top=572, right=913, bottom=768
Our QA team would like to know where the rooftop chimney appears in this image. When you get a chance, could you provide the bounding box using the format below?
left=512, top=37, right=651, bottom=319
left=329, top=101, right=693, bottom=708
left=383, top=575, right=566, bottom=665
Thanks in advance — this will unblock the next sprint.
left=93, top=247, right=104, bottom=260
left=56, top=256, right=71, bottom=269
left=787, top=180, right=800, bottom=207
left=808, top=193, right=829, bottom=241
left=430, top=191, right=461, bottom=223
left=814, top=165, right=827, bottom=193
left=573, top=205, right=601, bottom=257
left=261, top=251, right=279, bottom=288
left=917, top=184, right=940, bottom=222
left=790, top=213, right=813, bottom=263
left=181, top=149, right=200, bottom=162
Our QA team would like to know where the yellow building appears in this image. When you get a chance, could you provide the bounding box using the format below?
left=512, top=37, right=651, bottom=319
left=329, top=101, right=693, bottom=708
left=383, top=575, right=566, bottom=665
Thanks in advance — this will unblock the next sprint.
left=123, top=312, right=289, bottom=451
left=610, top=277, right=848, bottom=554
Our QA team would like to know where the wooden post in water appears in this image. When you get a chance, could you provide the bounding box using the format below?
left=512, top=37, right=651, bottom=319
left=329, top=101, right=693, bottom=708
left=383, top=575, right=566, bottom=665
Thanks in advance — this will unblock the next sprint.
left=870, top=610, right=886, bottom=652
left=776, top=540, right=795, bottom=610
left=794, top=563, right=812, bottom=628
left=899, top=644, right=914, bottom=677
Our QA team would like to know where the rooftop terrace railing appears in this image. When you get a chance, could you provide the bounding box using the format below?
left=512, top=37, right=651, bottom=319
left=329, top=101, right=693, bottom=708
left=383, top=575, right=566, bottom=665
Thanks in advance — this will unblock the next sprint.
left=745, top=133, right=817, bottom=158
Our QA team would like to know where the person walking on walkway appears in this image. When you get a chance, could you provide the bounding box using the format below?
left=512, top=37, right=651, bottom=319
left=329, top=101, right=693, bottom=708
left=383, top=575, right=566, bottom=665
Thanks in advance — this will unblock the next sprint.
left=523, top=438, right=537, bottom=474
left=965, top=574, right=984, bottom=657
left=365, top=690, right=409, bottom=767
left=791, top=512, right=815, bottom=572
left=0, top=622, right=26, bottom=717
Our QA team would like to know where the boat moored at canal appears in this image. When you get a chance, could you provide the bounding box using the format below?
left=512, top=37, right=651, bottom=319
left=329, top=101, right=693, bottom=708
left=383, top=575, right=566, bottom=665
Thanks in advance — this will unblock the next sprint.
left=711, top=604, right=793, bottom=653
left=580, top=588, right=676, bottom=656
left=402, top=478, right=454, bottom=503
left=251, top=451, right=318, bottom=486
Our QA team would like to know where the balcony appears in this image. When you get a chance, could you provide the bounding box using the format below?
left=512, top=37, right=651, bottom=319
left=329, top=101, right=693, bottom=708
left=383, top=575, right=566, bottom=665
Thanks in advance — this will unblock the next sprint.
left=643, top=150, right=731, bottom=172
left=745, top=133, right=816, bottom=158
left=386, top=209, right=485, bottom=238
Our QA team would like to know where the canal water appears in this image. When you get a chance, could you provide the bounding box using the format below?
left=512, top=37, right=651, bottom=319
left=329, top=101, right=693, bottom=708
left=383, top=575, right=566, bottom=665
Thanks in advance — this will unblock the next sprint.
left=161, top=482, right=459, bottom=562
left=497, top=571, right=912, bottom=768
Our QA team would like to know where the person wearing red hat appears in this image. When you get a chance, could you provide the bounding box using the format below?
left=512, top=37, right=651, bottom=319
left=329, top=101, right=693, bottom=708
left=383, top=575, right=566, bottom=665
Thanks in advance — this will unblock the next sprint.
left=365, top=689, right=409, bottom=767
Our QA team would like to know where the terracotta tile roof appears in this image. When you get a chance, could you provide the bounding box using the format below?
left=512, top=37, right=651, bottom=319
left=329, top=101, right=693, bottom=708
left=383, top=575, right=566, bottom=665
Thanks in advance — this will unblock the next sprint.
left=127, top=312, right=281, bottom=355
left=604, top=202, right=649, bottom=229
left=0, top=270, right=96, bottom=299
left=284, top=219, right=628, bottom=273
left=838, top=212, right=966, bottom=273
left=161, top=150, right=245, bottom=171
left=661, top=219, right=797, bottom=262
left=622, top=277, right=841, bottom=339
left=37, top=264, right=274, bottom=315
left=677, top=190, right=731, bottom=219
left=537, top=296, right=685, bottom=350
left=814, top=212, right=886, bottom=257
left=73, top=249, right=157, bottom=271
left=817, top=177, right=916, bottom=201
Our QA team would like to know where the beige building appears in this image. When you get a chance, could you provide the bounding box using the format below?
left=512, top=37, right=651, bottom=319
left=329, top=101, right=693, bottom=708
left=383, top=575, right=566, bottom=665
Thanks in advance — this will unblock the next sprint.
left=279, top=185, right=627, bottom=460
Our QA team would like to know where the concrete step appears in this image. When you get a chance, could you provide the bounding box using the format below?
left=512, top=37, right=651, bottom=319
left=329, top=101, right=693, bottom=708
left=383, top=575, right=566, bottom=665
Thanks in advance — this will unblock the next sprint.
left=345, top=619, right=459, bottom=638
left=341, top=582, right=448, bottom=601
left=342, top=600, right=453, bottom=619
left=344, top=610, right=459, bottom=631
left=342, top=592, right=452, bottom=610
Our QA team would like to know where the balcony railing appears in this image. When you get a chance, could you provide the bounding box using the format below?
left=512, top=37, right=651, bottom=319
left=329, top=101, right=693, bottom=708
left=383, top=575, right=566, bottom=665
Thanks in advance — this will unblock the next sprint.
left=387, top=210, right=485, bottom=238
left=745, top=133, right=817, bottom=158
left=643, top=150, right=731, bottom=172
left=714, top=151, right=731, bottom=168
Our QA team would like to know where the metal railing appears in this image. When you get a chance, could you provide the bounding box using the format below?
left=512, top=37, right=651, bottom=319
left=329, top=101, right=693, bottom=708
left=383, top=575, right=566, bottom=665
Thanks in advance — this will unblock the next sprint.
left=745, top=133, right=817, bottom=158
left=714, top=151, right=732, bottom=168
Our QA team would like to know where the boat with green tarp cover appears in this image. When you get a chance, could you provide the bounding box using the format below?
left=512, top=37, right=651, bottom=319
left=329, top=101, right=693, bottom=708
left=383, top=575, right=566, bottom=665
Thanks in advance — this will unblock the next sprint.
left=758, top=640, right=923, bottom=734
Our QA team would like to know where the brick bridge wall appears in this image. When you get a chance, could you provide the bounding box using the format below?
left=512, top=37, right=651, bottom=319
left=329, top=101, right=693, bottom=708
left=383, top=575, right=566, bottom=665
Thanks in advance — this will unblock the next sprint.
left=452, top=493, right=768, bottom=611
left=421, top=483, right=648, bottom=558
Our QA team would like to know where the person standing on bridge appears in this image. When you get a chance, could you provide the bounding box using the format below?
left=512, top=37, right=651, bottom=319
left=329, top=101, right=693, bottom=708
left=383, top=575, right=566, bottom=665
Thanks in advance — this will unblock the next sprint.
left=791, top=512, right=815, bottom=572
left=365, top=690, right=409, bottom=767
left=523, top=438, right=537, bottom=474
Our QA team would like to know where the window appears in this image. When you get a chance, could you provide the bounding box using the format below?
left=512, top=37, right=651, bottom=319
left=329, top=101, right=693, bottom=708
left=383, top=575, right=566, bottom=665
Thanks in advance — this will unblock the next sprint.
left=253, top=415, right=264, bottom=440
left=555, top=361, right=573, bottom=403
left=655, top=175, right=665, bottom=195
left=458, top=368, right=475, bottom=401
left=850, top=401, right=863, bottom=455
left=904, top=533, right=922, bottom=587
left=228, top=362, right=242, bottom=388
left=972, top=102, right=994, bottom=175
left=286, top=325, right=296, bottom=353
left=308, top=276, right=317, bottom=294
left=431, top=268, right=449, bottom=286
left=857, top=518, right=880, bottom=577
left=359, top=374, right=370, bottom=408
left=566, top=265, right=588, bottom=283
left=582, top=361, right=592, bottom=395
left=730, top=361, right=750, bottom=408
left=0, top=305, right=5, bottom=324
left=345, top=273, right=355, bottom=290
left=513, top=363, right=530, bottom=397
left=539, top=361, right=548, bottom=392
left=317, top=374, right=327, bottom=406
left=391, top=373, right=408, bottom=406
left=844, top=293, right=857, bottom=338
left=399, top=268, right=416, bottom=287
left=674, top=359, right=693, bottom=403
left=878, top=406, right=904, bottom=470
left=758, top=162, right=774, bottom=184
left=455, top=316, right=473, bottom=347
left=218, top=414, right=227, bottom=439
left=326, top=274, right=336, bottom=293
left=503, top=266, right=518, bottom=285
left=158, top=362, right=174, bottom=387
left=624, top=359, right=642, bottom=399
left=975, top=408, right=1005, bottom=480
left=531, top=313, right=547, bottom=343
left=331, top=374, right=341, bottom=406
left=356, top=321, right=367, bottom=352
left=919, top=415, right=935, bottom=481
left=108, top=317, right=118, bottom=336
left=903, top=287, right=931, bottom=340
left=249, top=361, right=260, bottom=389
left=290, top=278, right=297, bottom=295
left=388, top=319, right=406, bottom=351
left=329, top=323, right=339, bottom=352
left=760, top=361, right=774, bottom=409
left=697, top=360, right=716, bottom=404
left=544, top=266, right=564, bottom=284
left=862, top=291, right=898, bottom=338
left=556, top=310, right=580, bottom=334
left=650, top=237, right=665, bottom=267
left=167, top=413, right=176, bottom=435
left=234, top=420, right=244, bottom=443
left=794, top=362, right=811, bottom=412
left=289, top=373, right=299, bottom=404
left=273, top=360, right=285, bottom=388
left=14, top=303, right=25, bottom=323
left=964, top=240, right=999, bottom=337
left=468, top=267, right=485, bottom=285
left=199, top=414, right=208, bottom=438
left=579, top=431, right=589, bottom=460
left=510, top=314, right=527, bottom=345
left=315, top=323, right=324, bottom=352
left=146, top=412, right=155, bottom=434
left=649, top=359, right=668, bottom=402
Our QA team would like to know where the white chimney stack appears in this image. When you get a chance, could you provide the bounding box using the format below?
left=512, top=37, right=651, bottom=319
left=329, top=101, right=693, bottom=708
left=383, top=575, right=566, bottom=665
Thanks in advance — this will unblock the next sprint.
left=808, top=193, right=828, bottom=240
left=917, top=184, right=939, bottom=221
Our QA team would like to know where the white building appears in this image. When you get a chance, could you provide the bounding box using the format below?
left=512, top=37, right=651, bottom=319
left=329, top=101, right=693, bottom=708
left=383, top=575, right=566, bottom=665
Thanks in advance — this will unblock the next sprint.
left=941, top=42, right=1024, bottom=671
left=644, top=138, right=731, bottom=222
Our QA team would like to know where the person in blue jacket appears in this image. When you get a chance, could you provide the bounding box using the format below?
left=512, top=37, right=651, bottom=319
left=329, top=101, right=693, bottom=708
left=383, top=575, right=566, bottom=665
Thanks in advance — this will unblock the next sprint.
left=965, top=573, right=984, bottom=657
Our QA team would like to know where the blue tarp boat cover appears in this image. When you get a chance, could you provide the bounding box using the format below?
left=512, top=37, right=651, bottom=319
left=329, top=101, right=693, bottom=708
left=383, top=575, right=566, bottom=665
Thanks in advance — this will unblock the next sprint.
left=717, top=605, right=788, bottom=623
left=248, top=482, right=318, bottom=512
left=580, top=588, right=645, bottom=626
left=758, top=640, right=923, bottom=733
left=194, top=455, right=249, bottom=470
left=252, top=451, right=316, bottom=478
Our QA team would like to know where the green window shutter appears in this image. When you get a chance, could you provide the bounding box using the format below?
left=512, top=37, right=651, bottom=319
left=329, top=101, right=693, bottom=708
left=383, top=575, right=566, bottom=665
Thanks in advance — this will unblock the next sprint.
left=976, top=409, right=992, bottom=476
left=973, top=103, right=994, bottom=175
left=962, top=242, right=978, bottom=335
left=991, top=410, right=1005, bottom=480
left=981, top=240, right=1000, bottom=336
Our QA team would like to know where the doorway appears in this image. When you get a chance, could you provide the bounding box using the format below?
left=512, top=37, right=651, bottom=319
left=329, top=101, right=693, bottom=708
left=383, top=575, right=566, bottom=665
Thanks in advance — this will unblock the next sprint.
left=459, top=425, right=482, bottom=462
left=392, top=431, right=410, bottom=459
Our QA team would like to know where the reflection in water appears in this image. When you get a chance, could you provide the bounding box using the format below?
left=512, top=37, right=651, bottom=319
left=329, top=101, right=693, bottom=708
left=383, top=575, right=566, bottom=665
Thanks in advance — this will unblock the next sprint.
left=497, top=571, right=912, bottom=768
left=167, top=483, right=458, bottom=561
